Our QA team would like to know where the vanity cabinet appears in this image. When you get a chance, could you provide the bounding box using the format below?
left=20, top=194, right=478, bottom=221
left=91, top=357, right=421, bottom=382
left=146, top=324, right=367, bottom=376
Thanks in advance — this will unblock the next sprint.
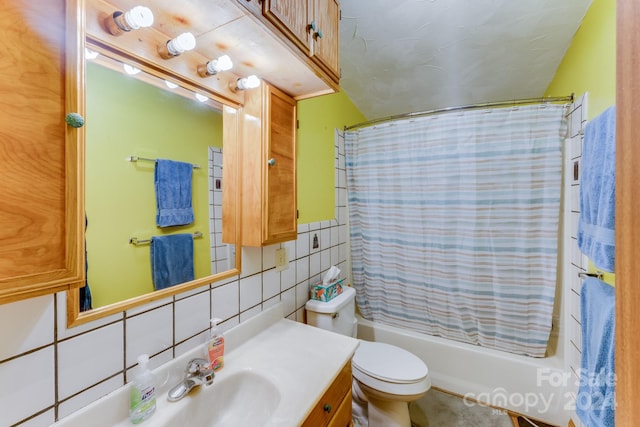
left=239, top=0, right=341, bottom=85
left=0, top=0, right=84, bottom=304
left=302, top=361, right=353, bottom=427
left=236, top=82, right=298, bottom=246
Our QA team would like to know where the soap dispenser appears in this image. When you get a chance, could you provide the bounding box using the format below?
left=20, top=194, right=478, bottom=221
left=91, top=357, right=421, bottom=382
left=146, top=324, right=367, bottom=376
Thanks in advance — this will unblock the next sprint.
left=129, top=354, right=156, bottom=424
left=205, top=318, right=225, bottom=371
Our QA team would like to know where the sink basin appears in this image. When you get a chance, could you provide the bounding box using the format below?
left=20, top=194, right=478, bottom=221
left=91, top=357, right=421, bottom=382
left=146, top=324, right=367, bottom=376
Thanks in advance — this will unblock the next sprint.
left=163, top=370, right=281, bottom=427
left=49, top=305, right=359, bottom=427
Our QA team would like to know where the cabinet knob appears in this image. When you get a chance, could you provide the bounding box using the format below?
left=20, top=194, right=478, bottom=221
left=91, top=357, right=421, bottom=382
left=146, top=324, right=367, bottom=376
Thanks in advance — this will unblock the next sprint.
left=323, top=404, right=332, bottom=413
left=65, top=112, right=85, bottom=128
left=267, top=158, right=276, bottom=166
left=314, top=29, right=323, bottom=40
left=307, top=20, right=317, bottom=32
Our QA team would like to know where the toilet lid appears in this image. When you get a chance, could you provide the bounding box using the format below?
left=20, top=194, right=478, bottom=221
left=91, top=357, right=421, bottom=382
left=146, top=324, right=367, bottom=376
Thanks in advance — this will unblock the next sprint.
left=352, top=341, right=428, bottom=384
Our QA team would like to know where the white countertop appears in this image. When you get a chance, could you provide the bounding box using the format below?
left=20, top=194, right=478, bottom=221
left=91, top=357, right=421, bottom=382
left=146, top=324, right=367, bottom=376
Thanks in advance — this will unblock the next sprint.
left=51, top=304, right=359, bottom=427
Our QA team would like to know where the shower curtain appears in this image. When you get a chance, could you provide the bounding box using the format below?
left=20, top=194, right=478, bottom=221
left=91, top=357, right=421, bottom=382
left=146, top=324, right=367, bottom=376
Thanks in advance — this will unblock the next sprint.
left=345, top=104, right=567, bottom=357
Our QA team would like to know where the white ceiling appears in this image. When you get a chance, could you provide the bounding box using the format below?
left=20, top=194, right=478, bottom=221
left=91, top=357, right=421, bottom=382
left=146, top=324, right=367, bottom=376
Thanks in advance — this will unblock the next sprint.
left=339, top=0, right=592, bottom=120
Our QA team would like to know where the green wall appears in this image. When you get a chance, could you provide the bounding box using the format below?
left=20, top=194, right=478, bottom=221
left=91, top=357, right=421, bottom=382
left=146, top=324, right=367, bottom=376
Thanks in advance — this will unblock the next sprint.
left=544, top=0, right=616, bottom=284
left=544, top=0, right=615, bottom=120
left=86, top=62, right=222, bottom=307
left=296, top=90, right=366, bottom=223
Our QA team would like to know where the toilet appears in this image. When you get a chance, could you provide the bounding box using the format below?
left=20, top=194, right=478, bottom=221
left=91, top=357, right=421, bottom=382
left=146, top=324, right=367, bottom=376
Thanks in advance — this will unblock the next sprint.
left=305, top=286, right=430, bottom=427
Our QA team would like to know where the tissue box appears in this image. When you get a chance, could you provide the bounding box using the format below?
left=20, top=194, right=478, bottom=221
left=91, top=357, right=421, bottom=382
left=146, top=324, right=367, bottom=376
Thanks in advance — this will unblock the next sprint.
left=310, top=278, right=345, bottom=302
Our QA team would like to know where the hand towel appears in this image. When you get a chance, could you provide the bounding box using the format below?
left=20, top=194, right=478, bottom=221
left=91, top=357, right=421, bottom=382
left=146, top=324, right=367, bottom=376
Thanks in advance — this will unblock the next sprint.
left=155, top=159, right=194, bottom=227
left=576, top=277, right=615, bottom=427
left=150, top=234, right=195, bottom=290
left=577, top=106, right=616, bottom=272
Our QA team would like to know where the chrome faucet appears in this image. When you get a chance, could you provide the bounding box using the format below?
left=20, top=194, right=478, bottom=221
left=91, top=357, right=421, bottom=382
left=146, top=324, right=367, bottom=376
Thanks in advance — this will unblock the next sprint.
left=167, top=358, right=215, bottom=402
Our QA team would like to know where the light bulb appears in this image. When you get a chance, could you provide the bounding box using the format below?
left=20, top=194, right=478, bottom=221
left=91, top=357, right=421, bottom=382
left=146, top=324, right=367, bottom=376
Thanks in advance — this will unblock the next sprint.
left=167, top=33, right=196, bottom=55
left=124, top=6, right=154, bottom=29
left=235, top=75, right=260, bottom=90
left=106, top=6, right=154, bottom=36
left=85, top=48, right=99, bottom=60
left=198, top=55, right=233, bottom=77
left=123, top=64, right=141, bottom=75
left=195, top=93, right=209, bottom=103
left=165, top=80, right=178, bottom=89
left=209, top=55, right=233, bottom=73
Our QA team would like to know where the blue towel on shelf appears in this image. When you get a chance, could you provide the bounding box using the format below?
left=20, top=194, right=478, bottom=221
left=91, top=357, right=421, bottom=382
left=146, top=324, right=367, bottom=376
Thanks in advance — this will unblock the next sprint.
left=576, top=277, right=615, bottom=427
left=155, top=159, right=194, bottom=227
left=577, top=106, right=616, bottom=272
left=150, top=234, right=195, bottom=290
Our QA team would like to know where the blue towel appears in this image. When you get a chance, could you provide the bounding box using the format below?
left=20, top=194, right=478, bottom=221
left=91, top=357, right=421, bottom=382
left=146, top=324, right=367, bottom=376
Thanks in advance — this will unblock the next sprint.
left=577, top=106, right=616, bottom=272
left=155, top=159, right=194, bottom=227
left=150, top=234, right=195, bottom=290
left=576, top=277, right=615, bottom=427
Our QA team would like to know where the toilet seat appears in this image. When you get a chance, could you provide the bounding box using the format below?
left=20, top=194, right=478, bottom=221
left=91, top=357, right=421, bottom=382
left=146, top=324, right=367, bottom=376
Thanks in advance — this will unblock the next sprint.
left=352, top=341, right=430, bottom=397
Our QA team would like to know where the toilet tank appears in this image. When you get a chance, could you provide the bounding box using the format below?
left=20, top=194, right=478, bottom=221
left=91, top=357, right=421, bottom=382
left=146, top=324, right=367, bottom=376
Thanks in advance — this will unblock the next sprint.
left=305, top=286, right=357, bottom=337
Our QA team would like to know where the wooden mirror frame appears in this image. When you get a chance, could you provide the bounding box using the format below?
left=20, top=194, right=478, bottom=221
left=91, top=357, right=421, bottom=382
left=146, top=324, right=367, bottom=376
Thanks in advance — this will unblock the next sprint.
left=66, top=37, right=242, bottom=327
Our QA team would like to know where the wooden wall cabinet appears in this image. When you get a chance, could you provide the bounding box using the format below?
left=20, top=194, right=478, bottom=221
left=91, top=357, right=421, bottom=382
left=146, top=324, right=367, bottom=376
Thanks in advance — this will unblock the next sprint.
left=236, top=82, right=298, bottom=247
left=240, top=0, right=341, bottom=86
left=309, top=0, right=340, bottom=79
left=0, top=0, right=85, bottom=305
left=302, top=361, right=353, bottom=427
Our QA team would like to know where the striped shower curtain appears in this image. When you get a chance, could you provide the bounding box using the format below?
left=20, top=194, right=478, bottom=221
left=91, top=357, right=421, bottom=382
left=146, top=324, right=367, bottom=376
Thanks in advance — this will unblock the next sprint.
left=345, top=104, right=568, bottom=357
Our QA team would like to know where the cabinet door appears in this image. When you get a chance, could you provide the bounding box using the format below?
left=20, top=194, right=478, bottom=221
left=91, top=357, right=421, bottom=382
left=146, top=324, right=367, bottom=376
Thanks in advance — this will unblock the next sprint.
left=302, top=362, right=352, bottom=427
left=237, top=0, right=263, bottom=17
left=264, top=0, right=311, bottom=55
left=311, top=0, right=340, bottom=80
left=0, top=0, right=84, bottom=304
left=264, top=85, right=297, bottom=244
left=311, top=0, right=340, bottom=79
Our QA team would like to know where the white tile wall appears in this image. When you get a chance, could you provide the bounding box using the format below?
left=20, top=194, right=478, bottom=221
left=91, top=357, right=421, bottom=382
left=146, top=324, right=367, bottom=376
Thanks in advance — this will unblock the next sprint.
left=0, top=295, right=53, bottom=360
left=125, top=304, right=173, bottom=367
left=0, top=347, right=55, bottom=426
left=0, top=128, right=350, bottom=426
left=174, top=290, right=211, bottom=344
left=565, top=93, right=588, bottom=427
left=208, top=147, right=232, bottom=274
left=57, top=322, right=124, bottom=400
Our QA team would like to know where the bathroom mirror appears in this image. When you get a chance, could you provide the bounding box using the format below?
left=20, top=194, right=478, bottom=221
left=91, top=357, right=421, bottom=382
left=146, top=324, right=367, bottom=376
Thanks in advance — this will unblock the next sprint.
left=67, top=40, right=242, bottom=327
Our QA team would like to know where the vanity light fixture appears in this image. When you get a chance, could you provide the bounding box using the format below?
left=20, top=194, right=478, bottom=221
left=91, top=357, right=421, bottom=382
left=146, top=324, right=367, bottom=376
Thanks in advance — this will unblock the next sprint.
left=123, top=64, right=141, bottom=75
left=194, top=93, right=209, bottom=103
left=197, top=55, right=233, bottom=77
left=104, top=6, right=154, bottom=36
left=165, top=80, right=179, bottom=89
left=230, top=75, right=261, bottom=92
left=158, top=32, right=196, bottom=59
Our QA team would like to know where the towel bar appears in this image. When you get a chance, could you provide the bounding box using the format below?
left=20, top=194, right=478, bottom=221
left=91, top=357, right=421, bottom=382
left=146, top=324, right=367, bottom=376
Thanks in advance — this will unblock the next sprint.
left=578, top=271, right=604, bottom=280
left=130, top=231, right=203, bottom=246
left=127, top=155, right=201, bottom=169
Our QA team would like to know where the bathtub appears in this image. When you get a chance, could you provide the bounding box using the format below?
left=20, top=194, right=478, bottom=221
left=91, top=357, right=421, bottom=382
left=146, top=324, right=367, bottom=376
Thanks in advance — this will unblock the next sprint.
left=356, top=315, right=574, bottom=426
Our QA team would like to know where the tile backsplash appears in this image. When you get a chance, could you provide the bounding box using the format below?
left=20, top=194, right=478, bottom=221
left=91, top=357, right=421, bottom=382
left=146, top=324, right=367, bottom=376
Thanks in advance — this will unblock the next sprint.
left=0, top=135, right=348, bottom=427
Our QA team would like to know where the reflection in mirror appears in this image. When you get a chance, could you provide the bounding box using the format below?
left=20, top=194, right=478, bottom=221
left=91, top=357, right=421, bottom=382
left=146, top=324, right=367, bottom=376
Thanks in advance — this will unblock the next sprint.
left=77, top=45, right=238, bottom=315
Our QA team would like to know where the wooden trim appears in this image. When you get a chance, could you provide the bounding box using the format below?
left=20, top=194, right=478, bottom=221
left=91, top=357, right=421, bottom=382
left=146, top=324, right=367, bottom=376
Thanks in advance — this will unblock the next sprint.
left=67, top=267, right=242, bottom=327
left=616, top=0, right=640, bottom=424
left=65, top=0, right=87, bottom=300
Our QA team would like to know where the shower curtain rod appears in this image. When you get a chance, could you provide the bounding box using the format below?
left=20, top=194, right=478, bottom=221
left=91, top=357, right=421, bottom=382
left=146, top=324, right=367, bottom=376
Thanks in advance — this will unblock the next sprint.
left=343, top=94, right=574, bottom=131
